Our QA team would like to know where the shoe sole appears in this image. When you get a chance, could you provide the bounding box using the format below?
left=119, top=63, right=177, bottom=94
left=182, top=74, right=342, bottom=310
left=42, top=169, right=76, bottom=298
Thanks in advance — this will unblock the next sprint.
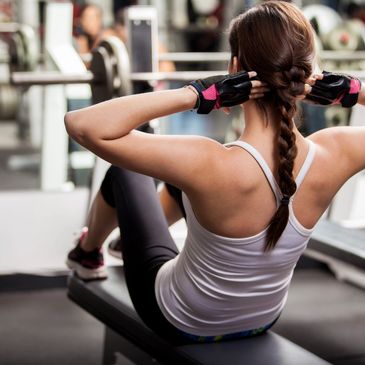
left=66, top=258, right=108, bottom=280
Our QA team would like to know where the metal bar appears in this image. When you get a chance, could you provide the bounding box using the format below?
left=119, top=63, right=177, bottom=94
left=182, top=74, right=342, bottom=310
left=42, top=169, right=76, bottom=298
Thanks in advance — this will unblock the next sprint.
left=10, top=70, right=226, bottom=86
left=75, top=51, right=230, bottom=64
left=69, top=51, right=365, bottom=65
left=7, top=51, right=365, bottom=67
left=11, top=71, right=94, bottom=86
left=9, top=69, right=365, bottom=87
left=133, top=71, right=365, bottom=81
left=320, top=51, right=365, bottom=61
left=158, top=51, right=365, bottom=63
left=158, top=52, right=230, bottom=62
left=130, top=71, right=225, bottom=81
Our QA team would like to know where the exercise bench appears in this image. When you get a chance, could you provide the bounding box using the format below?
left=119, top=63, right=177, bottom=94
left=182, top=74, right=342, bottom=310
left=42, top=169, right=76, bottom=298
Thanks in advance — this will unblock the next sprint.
left=68, top=266, right=330, bottom=365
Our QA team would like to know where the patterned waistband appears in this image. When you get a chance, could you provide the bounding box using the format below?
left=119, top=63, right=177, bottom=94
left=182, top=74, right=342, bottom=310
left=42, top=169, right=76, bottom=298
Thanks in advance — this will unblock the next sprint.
left=177, top=316, right=279, bottom=343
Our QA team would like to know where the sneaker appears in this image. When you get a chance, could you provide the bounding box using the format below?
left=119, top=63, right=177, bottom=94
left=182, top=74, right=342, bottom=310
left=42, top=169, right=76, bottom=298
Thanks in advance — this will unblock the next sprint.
left=107, top=237, right=123, bottom=260
left=66, top=228, right=107, bottom=280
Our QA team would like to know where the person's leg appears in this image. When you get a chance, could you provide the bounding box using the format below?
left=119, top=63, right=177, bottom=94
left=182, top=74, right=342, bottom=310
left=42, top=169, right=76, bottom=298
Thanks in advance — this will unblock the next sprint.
left=102, top=166, right=185, bottom=341
left=108, top=181, right=186, bottom=259
left=66, top=173, right=120, bottom=280
left=81, top=191, right=118, bottom=251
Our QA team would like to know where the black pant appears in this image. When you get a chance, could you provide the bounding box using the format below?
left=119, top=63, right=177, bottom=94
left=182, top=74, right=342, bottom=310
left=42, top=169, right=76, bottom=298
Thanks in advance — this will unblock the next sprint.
left=100, top=166, right=188, bottom=343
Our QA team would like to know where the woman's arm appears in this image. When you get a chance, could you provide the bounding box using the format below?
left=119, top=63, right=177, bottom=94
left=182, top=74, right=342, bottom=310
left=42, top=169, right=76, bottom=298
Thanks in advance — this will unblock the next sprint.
left=64, top=87, right=197, bottom=145
left=65, top=87, right=216, bottom=190
left=310, top=81, right=365, bottom=184
left=64, top=72, right=262, bottom=190
left=65, top=71, right=260, bottom=143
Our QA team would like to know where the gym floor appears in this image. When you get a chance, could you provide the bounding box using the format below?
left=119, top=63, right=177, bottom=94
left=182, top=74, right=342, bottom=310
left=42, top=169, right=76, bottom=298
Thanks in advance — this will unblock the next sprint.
left=1, top=259, right=365, bottom=365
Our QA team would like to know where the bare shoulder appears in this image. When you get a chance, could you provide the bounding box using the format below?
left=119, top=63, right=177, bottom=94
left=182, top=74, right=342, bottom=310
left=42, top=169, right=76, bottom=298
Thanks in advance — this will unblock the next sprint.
left=308, top=126, right=365, bottom=178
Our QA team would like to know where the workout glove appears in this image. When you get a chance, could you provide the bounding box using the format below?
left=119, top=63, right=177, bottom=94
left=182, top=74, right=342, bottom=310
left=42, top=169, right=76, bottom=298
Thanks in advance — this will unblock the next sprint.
left=306, top=71, right=361, bottom=108
left=189, top=71, right=254, bottom=114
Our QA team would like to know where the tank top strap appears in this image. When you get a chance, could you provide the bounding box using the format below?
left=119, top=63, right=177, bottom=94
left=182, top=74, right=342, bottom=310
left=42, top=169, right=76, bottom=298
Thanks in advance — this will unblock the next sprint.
left=225, top=140, right=282, bottom=203
left=294, top=140, right=316, bottom=189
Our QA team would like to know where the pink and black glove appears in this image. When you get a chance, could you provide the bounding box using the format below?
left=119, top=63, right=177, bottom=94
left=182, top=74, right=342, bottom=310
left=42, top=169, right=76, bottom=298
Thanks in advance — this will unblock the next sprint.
left=306, top=71, right=361, bottom=108
left=189, top=71, right=256, bottom=114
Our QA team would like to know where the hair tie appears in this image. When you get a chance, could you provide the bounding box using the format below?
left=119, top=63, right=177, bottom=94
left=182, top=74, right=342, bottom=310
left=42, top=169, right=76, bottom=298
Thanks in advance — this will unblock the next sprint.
left=281, top=195, right=290, bottom=206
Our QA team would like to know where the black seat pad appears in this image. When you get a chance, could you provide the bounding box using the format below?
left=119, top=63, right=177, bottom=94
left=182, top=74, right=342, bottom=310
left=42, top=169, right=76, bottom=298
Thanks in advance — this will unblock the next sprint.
left=68, top=266, right=330, bottom=365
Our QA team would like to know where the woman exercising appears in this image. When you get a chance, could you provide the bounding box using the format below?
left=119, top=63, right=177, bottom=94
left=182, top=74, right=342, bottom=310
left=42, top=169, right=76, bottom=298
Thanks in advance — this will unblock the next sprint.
left=65, top=1, right=364, bottom=343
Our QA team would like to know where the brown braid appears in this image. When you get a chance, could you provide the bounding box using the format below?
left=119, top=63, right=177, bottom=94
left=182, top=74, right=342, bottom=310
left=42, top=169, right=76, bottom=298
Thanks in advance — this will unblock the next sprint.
left=265, top=99, right=298, bottom=251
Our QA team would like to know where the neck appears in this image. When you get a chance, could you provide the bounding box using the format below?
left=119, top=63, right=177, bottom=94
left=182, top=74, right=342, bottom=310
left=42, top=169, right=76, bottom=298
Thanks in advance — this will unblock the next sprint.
left=239, top=100, right=305, bottom=146
left=239, top=101, right=276, bottom=144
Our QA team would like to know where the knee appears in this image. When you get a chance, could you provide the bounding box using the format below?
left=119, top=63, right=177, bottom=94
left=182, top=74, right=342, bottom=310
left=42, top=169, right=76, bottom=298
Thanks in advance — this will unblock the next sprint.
left=105, top=166, right=153, bottom=188
left=105, top=165, right=131, bottom=182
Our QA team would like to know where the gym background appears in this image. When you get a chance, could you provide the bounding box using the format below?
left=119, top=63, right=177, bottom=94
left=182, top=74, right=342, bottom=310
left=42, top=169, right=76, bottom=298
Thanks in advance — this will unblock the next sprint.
left=0, top=1, right=365, bottom=364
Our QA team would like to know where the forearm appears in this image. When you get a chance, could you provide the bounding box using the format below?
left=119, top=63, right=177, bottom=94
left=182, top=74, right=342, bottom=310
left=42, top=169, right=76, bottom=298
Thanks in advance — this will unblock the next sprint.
left=64, top=87, right=197, bottom=144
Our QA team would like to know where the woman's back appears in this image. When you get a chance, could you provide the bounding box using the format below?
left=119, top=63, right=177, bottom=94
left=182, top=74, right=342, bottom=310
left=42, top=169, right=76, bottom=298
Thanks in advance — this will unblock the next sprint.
left=156, top=124, right=365, bottom=336
left=185, top=133, right=319, bottom=240
left=155, top=136, right=318, bottom=336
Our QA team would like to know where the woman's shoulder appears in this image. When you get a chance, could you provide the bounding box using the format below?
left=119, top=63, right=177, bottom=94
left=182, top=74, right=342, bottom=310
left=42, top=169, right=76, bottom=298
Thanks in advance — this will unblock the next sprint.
left=306, top=125, right=365, bottom=180
left=308, top=126, right=365, bottom=156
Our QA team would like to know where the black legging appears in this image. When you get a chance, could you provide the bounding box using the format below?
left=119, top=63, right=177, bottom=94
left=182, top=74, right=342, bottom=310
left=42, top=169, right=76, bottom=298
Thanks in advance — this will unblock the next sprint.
left=100, top=166, right=188, bottom=343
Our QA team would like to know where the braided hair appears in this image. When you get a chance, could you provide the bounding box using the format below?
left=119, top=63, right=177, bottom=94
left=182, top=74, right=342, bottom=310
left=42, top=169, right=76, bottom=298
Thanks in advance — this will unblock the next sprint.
left=228, top=1, right=314, bottom=251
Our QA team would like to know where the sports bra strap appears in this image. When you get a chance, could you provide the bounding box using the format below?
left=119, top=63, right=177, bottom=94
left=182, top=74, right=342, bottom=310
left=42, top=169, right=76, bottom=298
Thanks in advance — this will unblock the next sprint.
left=225, top=140, right=282, bottom=203
left=293, top=140, right=316, bottom=189
left=225, top=139, right=316, bottom=203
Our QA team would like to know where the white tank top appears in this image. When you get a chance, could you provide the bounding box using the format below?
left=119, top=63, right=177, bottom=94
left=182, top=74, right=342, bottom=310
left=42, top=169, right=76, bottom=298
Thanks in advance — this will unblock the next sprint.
left=155, top=140, right=316, bottom=336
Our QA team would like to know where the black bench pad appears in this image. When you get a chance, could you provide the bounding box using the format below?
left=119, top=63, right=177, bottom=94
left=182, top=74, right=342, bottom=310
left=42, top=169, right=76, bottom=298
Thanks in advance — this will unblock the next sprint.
left=68, top=266, right=330, bottom=365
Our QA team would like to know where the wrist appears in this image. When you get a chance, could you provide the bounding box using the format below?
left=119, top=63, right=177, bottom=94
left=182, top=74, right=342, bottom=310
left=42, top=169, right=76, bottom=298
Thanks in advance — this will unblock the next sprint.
left=183, top=85, right=199, bottom=109
left=358, top=82, right=365, bottom=106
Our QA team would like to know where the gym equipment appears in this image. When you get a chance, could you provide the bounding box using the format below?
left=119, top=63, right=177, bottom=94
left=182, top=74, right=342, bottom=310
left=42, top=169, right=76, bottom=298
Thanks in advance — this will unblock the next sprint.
left=68, top=267, right=331, bottom=365
left=325, top=20, right=365, bottom=52
left=302, top=5, right=342, bottom=42
left=158, top=52, right=230, bottom=62
left=90, top=37, right=132, bottom=104
left=0, top=23, right=38, bottom=120
left=307, top=219, right=365, bottom=289
left=10, top=36, right=227, bottom=104
left=10, top=36, right=365, bottom=103
left=126, top=6, right=159, bottom=75
left=0, top=23, right=38, bottom=72
left=324, top=106, right=350, bottom=128
left=0, top=84, right=19, bottom=121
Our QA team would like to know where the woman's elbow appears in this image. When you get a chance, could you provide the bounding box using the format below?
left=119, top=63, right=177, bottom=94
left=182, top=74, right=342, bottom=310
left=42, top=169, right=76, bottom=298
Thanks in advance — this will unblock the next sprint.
left=64, top=111, right=87, bottom=145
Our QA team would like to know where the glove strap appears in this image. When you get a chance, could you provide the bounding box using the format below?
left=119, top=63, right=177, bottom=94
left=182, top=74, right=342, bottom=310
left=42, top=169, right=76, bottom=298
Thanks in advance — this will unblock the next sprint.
left=340, top=78, right=362, bottom=108
left=189, top=81, right=219, bottom=114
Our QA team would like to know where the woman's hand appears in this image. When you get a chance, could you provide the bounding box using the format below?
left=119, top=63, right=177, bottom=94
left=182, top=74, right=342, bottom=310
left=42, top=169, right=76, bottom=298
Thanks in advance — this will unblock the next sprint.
left=294, top=74, right=323, bottom=101
left=304, top=71, right=361, bottom=107
left=189, top=71, right=268, bottom=114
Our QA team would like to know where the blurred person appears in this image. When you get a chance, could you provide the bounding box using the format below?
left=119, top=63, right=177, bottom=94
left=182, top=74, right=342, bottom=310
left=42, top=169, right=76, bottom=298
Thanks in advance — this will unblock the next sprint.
left=75, top=3, right=103, bottom=54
